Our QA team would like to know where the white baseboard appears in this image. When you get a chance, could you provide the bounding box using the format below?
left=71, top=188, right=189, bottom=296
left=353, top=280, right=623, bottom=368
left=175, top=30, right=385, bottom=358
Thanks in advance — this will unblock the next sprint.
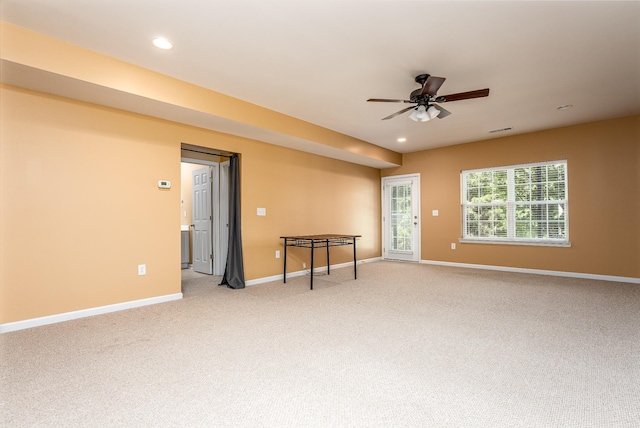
left=246, top=257, right=383, bottom=286
left=420, top=260, right=640, bottom=284
left=0, top=293, right=183, bottom=334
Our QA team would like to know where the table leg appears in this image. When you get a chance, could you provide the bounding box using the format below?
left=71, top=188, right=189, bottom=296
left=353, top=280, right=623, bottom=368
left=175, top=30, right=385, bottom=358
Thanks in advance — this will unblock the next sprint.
left=283, top=239, right=288, bottom=283
left=326, top=239, right=330, bottom=276
left=353, top=237, right=357, bottom=280
left=310, top=240, right=314, bottom=290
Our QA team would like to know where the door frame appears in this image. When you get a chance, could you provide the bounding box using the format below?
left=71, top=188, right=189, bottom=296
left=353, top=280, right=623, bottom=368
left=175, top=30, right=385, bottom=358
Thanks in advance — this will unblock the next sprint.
left=181, top=157, right=224, bottom=274
left=381, top=173, right=421, bottom=262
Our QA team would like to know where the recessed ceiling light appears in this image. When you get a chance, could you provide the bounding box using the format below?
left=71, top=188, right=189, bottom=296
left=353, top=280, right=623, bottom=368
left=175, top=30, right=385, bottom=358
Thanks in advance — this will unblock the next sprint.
left=557, top=104, right=573, bottom=110
left=397, top=137, right=406, bottom=143
left=152, top=37, right=173, bottom=50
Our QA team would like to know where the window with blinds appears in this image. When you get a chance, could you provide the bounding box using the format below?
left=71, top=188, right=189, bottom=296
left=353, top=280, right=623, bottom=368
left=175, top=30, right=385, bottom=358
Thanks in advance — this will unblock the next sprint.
left=461, top=160, right=569, bottom=246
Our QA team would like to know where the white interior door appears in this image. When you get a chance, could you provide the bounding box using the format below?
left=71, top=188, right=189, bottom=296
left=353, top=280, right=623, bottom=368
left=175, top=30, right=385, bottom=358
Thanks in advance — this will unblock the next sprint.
left=382, top=174, right=420, bottom=262
left=192, top=166, right=213, bottom=274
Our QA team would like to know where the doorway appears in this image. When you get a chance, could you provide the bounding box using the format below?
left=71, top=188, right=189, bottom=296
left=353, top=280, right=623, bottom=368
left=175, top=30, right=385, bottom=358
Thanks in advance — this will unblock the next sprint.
left=382, top=174, right=421, bottom=262
left=181, top=156, right=230, bottom=276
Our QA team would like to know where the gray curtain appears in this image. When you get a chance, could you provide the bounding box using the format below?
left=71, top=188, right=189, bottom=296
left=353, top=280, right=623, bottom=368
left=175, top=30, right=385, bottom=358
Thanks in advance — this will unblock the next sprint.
left=220, top=154, right=246, bottom=289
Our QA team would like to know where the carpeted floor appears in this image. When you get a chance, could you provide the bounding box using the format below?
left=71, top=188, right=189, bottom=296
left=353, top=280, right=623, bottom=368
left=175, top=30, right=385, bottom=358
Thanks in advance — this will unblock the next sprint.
left=2, top=261, right=639, bottom=427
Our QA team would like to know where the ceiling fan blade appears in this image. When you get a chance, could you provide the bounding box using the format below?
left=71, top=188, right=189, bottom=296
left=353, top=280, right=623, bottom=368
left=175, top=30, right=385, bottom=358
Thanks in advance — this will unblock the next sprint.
left=382, top=105, right=416, bottom=120
left=367, top=98, right=412, bottom=103
left=432, top=104, right=452, bottom=119
left=437, top=88, right=490, bottom=102
left=420, top=76, right=446, bottom=97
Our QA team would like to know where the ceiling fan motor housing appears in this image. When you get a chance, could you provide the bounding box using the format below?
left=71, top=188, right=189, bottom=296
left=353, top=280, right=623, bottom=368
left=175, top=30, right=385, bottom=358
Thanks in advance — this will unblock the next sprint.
left=414, top=73, right=430, bottom=85
left=410, top=74, right=431, bottom=103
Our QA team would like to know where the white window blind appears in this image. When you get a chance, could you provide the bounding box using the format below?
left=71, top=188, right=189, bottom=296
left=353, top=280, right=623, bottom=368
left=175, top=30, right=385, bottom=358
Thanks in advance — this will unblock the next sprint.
left=461, top=160, right=568, bottom=246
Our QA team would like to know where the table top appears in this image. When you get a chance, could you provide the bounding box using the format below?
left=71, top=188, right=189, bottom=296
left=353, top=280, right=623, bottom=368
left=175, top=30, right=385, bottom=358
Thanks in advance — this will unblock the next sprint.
left=280, top=234, right=361, bottom=240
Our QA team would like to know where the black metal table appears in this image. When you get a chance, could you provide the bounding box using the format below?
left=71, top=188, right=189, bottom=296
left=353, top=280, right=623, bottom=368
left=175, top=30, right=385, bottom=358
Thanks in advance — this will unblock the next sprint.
left=281, top=234, right=361, bottom=290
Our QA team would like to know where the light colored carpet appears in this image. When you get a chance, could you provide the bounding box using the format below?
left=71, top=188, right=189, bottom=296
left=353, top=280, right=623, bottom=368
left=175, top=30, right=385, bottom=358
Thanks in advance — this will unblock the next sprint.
left=2, top=261, right=639, bottom=427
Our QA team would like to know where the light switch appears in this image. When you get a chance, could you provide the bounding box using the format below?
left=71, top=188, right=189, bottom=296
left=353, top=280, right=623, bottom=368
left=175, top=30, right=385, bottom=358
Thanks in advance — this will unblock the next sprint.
left=257, top=207, right=266, bottom=216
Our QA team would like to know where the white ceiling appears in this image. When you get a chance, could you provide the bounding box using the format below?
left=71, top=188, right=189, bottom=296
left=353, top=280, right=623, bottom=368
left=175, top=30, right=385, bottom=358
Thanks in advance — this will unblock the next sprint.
left=2, top=0, right=639, bottom=157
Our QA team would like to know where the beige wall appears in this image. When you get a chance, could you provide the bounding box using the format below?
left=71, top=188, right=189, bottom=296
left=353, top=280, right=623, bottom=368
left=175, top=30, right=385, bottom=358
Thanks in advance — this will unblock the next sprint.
left=0, top=85, right=382, bottom=324
left=382, top=115, right=640, bottom=278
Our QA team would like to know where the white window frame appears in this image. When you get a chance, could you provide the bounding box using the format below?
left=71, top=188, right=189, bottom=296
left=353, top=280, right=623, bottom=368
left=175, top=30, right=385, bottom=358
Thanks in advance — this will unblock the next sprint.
left=460, top=160, right=570, bottom=247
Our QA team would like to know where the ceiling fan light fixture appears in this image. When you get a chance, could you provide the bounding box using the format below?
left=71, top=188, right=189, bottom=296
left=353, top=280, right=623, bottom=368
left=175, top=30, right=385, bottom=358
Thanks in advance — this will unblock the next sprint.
left=410, top=105, right=430, bottom=122
left=427, top=105, right=440, bottom=119
left=416, top=105, right=429, bottom=121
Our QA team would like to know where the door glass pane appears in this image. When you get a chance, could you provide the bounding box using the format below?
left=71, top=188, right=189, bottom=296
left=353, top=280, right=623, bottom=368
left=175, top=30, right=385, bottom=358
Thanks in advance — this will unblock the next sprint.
left=389, top=183, right=412, bottom=252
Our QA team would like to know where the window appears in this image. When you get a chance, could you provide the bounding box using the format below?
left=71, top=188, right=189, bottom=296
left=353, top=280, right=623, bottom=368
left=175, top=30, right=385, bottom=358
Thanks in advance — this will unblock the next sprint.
left=461, top=160, right=569, bottom=246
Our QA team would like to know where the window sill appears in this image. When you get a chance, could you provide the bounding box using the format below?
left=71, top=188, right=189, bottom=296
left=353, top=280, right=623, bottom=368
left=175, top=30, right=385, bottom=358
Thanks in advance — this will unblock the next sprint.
left=459, top=238, right=571, bottom=248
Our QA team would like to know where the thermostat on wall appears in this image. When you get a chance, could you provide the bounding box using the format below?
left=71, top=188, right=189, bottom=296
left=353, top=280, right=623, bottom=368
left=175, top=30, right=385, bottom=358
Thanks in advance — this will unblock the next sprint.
left=158, top=180, right=171, bottom=189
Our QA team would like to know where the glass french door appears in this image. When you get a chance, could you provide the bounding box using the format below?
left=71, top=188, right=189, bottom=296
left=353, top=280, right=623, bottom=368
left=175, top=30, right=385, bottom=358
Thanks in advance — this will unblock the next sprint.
left=382, top=174, right=420, bottom=262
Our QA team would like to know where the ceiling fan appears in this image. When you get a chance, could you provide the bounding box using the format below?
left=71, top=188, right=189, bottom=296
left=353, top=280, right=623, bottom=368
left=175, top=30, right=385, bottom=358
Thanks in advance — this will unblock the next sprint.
left=367, top=73, right=489, bottom=121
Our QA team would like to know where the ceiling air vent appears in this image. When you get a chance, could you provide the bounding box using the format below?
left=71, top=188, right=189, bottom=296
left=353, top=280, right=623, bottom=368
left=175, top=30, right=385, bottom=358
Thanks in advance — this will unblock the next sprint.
left=489, top=127, right=513, bottom=134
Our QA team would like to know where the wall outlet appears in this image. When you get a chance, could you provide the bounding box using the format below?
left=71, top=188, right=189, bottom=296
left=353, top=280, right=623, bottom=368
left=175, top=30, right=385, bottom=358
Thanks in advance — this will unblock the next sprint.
left=302, top=262, right=307, bottom=269
left=257, top=207, right=266, bottom=216
left=275, top=250, right=281, bottom=259
left=451, top=243, right=456, bottom=250
left=432, top=210, right=439, bottom=216
left=138, top=264, right=146, bottom=275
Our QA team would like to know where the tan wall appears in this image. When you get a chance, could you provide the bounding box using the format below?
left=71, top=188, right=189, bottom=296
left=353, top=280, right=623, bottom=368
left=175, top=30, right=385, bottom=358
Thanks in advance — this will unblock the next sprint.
left=0, top=85, right=382, bottom=324
left=382, top=115, right=640, bottom=279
